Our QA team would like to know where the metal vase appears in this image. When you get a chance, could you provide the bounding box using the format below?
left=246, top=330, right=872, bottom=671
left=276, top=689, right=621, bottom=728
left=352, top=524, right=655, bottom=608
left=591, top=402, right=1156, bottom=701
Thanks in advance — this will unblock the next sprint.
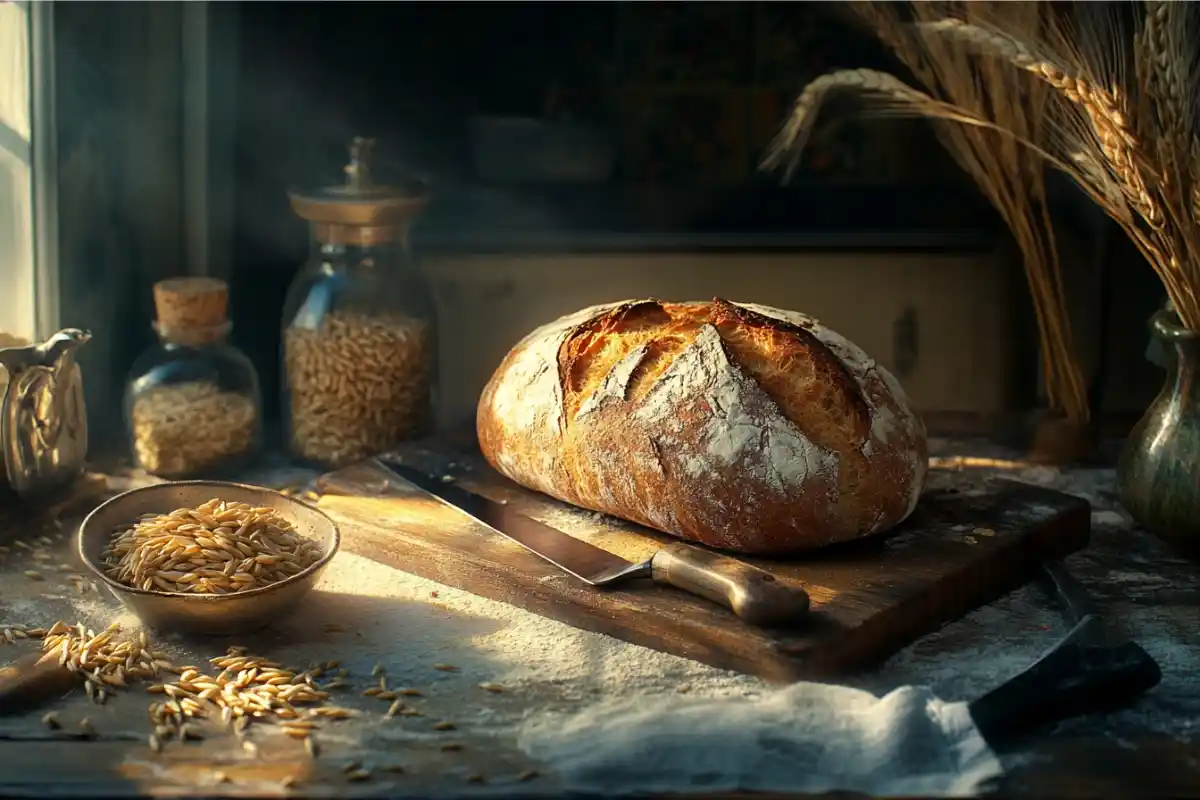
left=1118, top=310, right=1200, bottom=553
left=0, top=328, right=91, bottom=498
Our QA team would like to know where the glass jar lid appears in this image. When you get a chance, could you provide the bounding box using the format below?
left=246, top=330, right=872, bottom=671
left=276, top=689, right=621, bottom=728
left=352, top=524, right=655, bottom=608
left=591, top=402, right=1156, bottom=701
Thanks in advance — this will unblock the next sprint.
left=289, top=137, right=428, bottom=228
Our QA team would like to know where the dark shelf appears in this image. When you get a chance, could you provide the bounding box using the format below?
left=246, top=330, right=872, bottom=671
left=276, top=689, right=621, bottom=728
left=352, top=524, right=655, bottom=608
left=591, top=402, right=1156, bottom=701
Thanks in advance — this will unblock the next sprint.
left=413, top=182, right=1001, bottom=253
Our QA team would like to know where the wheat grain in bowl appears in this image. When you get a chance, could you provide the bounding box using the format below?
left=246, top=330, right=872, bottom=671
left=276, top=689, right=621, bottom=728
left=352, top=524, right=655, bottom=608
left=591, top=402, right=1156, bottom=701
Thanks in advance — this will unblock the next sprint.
left=101, top=498, right=324, bottom=594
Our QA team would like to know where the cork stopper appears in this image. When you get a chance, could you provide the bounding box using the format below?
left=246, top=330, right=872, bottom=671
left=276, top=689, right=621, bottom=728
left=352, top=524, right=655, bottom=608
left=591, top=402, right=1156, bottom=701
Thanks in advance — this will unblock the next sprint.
left=152, top=277, right=231, bottom=346
left=153, top=277, right=229, bottom=330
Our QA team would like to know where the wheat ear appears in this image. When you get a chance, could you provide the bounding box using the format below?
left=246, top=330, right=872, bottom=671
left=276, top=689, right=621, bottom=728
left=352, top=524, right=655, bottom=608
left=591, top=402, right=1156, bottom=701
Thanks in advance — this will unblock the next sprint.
left=916, top=18, right=1163, bottom=231
left=760, top=69, right=1015, bottom=179
left=761, top=70, right=927, bottom=178
left=762, top=67, right=1077, bottom=186
left=1141, top=2, right=1188, bottom=146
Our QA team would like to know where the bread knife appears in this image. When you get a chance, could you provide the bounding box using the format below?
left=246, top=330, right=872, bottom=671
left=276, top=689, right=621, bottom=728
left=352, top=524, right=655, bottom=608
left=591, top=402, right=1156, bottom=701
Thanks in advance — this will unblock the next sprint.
left=375, top=459, right=811, bottom=628
left=966, top=560, right=1161, bottom=747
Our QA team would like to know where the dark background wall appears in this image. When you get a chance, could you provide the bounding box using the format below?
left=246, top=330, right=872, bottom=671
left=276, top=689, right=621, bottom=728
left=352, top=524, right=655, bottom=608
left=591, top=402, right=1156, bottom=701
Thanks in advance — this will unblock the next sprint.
left=226, top=1, right=1006, bottom=416
left=47, top=1, right=1168, bottom=445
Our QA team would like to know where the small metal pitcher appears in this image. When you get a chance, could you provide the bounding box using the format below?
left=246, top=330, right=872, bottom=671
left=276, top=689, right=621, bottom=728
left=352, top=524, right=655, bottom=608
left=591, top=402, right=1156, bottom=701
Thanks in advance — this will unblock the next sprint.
left=0, top=329, right=91, bottom=499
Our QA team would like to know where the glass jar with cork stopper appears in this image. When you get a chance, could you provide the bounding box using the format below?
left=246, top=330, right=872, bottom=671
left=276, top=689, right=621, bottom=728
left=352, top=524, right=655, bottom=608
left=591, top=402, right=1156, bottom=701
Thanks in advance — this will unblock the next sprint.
left=280, top=136, right=438, bottom=469
left=124, top=277, right=263, bottom=478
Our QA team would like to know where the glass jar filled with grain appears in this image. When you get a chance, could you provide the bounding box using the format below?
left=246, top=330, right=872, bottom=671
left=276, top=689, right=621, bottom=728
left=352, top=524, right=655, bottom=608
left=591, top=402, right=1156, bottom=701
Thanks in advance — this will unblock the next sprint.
left=125, top=277, right=263, bottom=478
left=280, top=136, right=437, bottom=469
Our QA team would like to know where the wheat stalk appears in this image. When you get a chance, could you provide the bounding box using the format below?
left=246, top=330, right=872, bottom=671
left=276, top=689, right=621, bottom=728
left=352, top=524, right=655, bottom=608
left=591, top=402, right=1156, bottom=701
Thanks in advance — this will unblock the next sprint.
left=767, top=3, right=1093, bottom=425
left=763, top=69, right=973, bottom=181
left=873, top=2, right=1090, bottom=426
left=810, top=6, right=1200, bottom=333
left=762, top=68, right=1070, bottom=180
left=769, top=2, right=1200, bottom=419
left=1141, top=2, right=1188, bottom=161
left=961, top=6, right=1200, bottom=329
left=917, top=17, right=1165, bottom=233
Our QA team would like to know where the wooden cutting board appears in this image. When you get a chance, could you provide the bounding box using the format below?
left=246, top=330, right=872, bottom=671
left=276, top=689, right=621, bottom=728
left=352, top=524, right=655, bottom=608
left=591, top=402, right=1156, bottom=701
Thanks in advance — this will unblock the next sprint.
left=315, top=446, right=1090, bottom=683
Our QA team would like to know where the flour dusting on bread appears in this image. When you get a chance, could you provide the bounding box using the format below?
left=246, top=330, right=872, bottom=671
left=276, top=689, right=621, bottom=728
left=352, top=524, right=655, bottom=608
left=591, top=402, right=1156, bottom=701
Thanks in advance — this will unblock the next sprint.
left=632, top=324, right=837, bottom=494
left=738, top=302, right=912, bottom=442
left=487, top=303, right=616, bottom=490
left=575, top=342, right=649, bottom=421
left=739, top=300, right=927, bottom=523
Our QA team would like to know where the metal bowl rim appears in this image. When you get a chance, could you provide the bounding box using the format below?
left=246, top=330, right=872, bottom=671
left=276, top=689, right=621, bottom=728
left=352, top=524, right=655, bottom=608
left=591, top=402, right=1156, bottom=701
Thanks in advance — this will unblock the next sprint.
left=76, top=479, right=341, bottom=603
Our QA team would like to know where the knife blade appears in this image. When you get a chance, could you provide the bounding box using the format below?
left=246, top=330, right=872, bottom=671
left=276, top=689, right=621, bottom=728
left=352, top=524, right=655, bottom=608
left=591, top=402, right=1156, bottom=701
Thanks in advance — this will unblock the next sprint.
left=375, top=459, right=811, bottom=628
left=966, top=560, right=1161, bottom=748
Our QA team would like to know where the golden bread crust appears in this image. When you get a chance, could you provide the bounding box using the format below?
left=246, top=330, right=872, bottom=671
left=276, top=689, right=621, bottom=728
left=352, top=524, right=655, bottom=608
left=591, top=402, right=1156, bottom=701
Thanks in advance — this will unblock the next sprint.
left=476, top=298, right=927, bottom=555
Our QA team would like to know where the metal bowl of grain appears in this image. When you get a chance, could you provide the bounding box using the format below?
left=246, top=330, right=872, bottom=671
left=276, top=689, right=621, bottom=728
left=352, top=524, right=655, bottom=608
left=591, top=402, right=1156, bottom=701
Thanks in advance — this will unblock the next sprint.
left=77, top=481, right=340, bottom=636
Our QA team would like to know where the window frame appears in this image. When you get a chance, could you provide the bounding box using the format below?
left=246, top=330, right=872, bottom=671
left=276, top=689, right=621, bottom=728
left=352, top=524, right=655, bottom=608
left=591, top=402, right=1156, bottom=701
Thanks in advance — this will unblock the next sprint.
left=29, top=0, right=60, bottom=340
left=0, top=0, right=62, bottom=341
left=5, top=2, right=236, bottom=345
left=0, top=0, right=36, bottom=341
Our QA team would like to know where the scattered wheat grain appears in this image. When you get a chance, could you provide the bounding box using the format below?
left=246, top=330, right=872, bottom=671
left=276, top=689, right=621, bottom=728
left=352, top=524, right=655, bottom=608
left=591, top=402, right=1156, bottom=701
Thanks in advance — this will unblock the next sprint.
left=313, top=706, right=354, bottom=719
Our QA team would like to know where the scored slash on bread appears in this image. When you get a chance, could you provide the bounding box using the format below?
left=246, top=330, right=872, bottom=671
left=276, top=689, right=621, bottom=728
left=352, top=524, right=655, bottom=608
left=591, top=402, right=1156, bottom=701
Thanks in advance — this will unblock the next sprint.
left=477, top=298, right=928, bottom=556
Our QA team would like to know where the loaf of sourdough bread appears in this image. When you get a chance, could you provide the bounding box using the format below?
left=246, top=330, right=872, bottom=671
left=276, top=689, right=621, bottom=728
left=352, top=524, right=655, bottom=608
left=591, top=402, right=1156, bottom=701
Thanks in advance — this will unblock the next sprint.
left=476, top=298, right=927, bottom=555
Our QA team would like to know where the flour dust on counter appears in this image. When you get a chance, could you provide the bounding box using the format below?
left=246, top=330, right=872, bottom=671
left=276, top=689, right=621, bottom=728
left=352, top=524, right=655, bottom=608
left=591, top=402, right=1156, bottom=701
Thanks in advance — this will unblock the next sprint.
left=3, top=438, right=1197, bottom=795
left=320, top=449, right=1090, bottom=683
left=868, top=445, right=1200, bottom=751
left=2, top=518, right=768, bottom=790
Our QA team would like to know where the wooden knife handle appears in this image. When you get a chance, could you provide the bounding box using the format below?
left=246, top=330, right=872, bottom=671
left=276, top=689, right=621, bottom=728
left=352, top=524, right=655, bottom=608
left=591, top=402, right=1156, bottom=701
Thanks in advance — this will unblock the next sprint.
left=649, top=543, right=810, bottom=627
left=0, top=650, right=76, bottom=716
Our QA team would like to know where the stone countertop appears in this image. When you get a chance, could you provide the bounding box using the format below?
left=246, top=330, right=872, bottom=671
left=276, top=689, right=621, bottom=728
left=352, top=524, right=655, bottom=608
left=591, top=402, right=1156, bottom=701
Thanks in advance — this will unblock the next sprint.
left=0, top=438, right=1197, bottom=797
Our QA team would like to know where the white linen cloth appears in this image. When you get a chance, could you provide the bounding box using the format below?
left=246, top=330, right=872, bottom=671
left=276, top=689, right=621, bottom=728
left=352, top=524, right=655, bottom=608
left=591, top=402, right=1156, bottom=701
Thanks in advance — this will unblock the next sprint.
left=519, top=682, right=1003, bottom=797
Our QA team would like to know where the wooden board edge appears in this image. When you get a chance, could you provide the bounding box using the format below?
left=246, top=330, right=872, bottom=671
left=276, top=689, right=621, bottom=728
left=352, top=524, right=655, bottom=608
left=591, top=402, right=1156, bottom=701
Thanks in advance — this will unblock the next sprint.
left=791, top=494, right=1093, bottom=679
left=321, top=464, right=1097, bottom=685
